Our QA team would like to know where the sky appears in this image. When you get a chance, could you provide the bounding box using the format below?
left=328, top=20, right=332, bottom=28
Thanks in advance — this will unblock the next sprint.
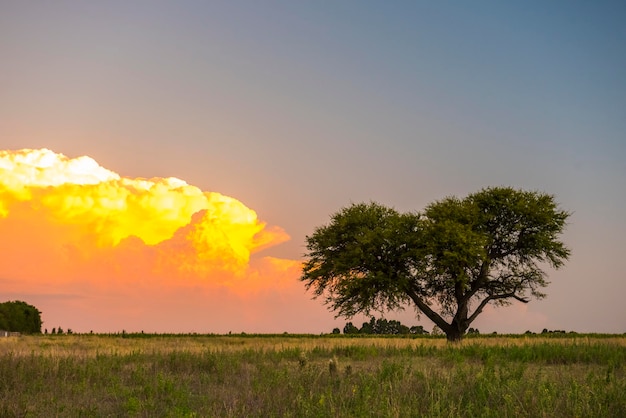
left=1, top=1, right=625, bottom=334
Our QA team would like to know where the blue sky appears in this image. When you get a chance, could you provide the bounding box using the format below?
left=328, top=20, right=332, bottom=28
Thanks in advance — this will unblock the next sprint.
left=1, top=1, right=625, bottom=333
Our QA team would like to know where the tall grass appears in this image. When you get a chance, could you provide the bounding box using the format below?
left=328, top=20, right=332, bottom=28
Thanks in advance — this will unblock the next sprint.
left=0, top=334, right=624, bottom=417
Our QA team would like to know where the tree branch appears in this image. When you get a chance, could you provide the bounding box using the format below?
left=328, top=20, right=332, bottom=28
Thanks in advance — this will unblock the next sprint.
left=466, top=258, right=491, bottom=303
left=406, top=288, right=449, bottom=332
left=466, top=292, right=529, bottom=324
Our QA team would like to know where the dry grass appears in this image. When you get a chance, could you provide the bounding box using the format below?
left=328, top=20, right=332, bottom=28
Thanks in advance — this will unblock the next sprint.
left=1, top=333, right=623, bottom=417
left=2, top=333, right=624, bottom=358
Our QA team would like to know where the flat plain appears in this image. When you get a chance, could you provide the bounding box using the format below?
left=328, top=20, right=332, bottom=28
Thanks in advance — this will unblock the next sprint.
left=1, top=333, right=624, bottom=417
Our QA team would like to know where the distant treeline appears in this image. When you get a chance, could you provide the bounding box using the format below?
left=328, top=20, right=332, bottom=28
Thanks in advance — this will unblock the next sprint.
left=335, top=317, right=431, bottom=335
left=0, top=300, right=42, bottom=334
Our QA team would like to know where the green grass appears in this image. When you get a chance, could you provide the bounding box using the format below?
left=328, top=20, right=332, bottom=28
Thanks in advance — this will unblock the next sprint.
left=0, top=334, right=624, bottom=417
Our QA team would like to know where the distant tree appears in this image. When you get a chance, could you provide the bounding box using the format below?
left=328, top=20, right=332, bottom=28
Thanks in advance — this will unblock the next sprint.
left=57, top=327, right=64, bottom=335
left=360, top=318, right=375, bottom=334
left=301, top=187, right=570, bottom=341
left=343, top=322, right=359, bottom=334
left=0, top=309, right=6, bottom=331
left=52, top=328, right=56, bottom=335
left=387, top=319, right=410, bottom=335
left=467, top=327, right=480, bottom=335
left=332, top=327, right=340, bottom=334
left=343, top=317, right=416, bottom=335
left=373, top=317, right=389, bottom=334
left=409, top=325, right=428, bottom=335
left=0, top=301, right=42, bottom=333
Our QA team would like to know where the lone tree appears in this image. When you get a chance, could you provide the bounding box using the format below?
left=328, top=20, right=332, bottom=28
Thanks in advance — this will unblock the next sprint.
left=0, top=300, right=43, bottom=334
left=301, top=187, right=570, bottom=342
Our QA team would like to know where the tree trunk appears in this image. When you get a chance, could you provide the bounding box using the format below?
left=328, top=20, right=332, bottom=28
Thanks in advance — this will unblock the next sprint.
left=443, top=297, right=470, bottom=342
left=445, top=327, right=464, bottom=342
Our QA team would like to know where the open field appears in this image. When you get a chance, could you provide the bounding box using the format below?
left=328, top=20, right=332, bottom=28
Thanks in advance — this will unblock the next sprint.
left=1, top=334, right=624, bottom=417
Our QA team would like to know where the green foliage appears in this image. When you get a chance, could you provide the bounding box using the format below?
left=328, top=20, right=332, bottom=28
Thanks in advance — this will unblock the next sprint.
left=302, top=187, right=570, bottom=341
left=302, top=202, right=420, bottom=317
left=0, top=300, right=42, bottom=334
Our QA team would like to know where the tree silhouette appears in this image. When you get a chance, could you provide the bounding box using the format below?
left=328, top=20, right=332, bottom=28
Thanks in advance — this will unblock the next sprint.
left=303, top=187, right=569, bottom=341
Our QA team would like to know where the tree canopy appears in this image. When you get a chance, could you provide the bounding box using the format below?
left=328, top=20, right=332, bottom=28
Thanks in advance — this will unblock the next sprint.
left=0, top=300, right=42, bottom=334
left=301, top=187, right=570, bottom=341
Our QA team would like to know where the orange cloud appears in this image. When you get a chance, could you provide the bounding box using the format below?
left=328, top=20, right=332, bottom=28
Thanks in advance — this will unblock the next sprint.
left=0, top=149, right=329, bottom=333
left=0, top=149, right=287, bottom=255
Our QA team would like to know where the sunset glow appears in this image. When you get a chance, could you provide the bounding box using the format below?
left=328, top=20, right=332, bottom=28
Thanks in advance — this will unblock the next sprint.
left=0, top=149, right=319, bottom=332
left=2, top=2, right=625, bottom=335
left=0, top=149, right=288, bottom=271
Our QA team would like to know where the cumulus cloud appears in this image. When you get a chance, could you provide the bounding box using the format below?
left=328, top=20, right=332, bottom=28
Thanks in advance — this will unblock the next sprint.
left=0, top=149, right=328, bottom=333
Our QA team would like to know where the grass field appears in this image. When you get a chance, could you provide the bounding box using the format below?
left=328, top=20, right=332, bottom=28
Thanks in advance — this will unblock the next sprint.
left=1, top=333, right=624, bottom=417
